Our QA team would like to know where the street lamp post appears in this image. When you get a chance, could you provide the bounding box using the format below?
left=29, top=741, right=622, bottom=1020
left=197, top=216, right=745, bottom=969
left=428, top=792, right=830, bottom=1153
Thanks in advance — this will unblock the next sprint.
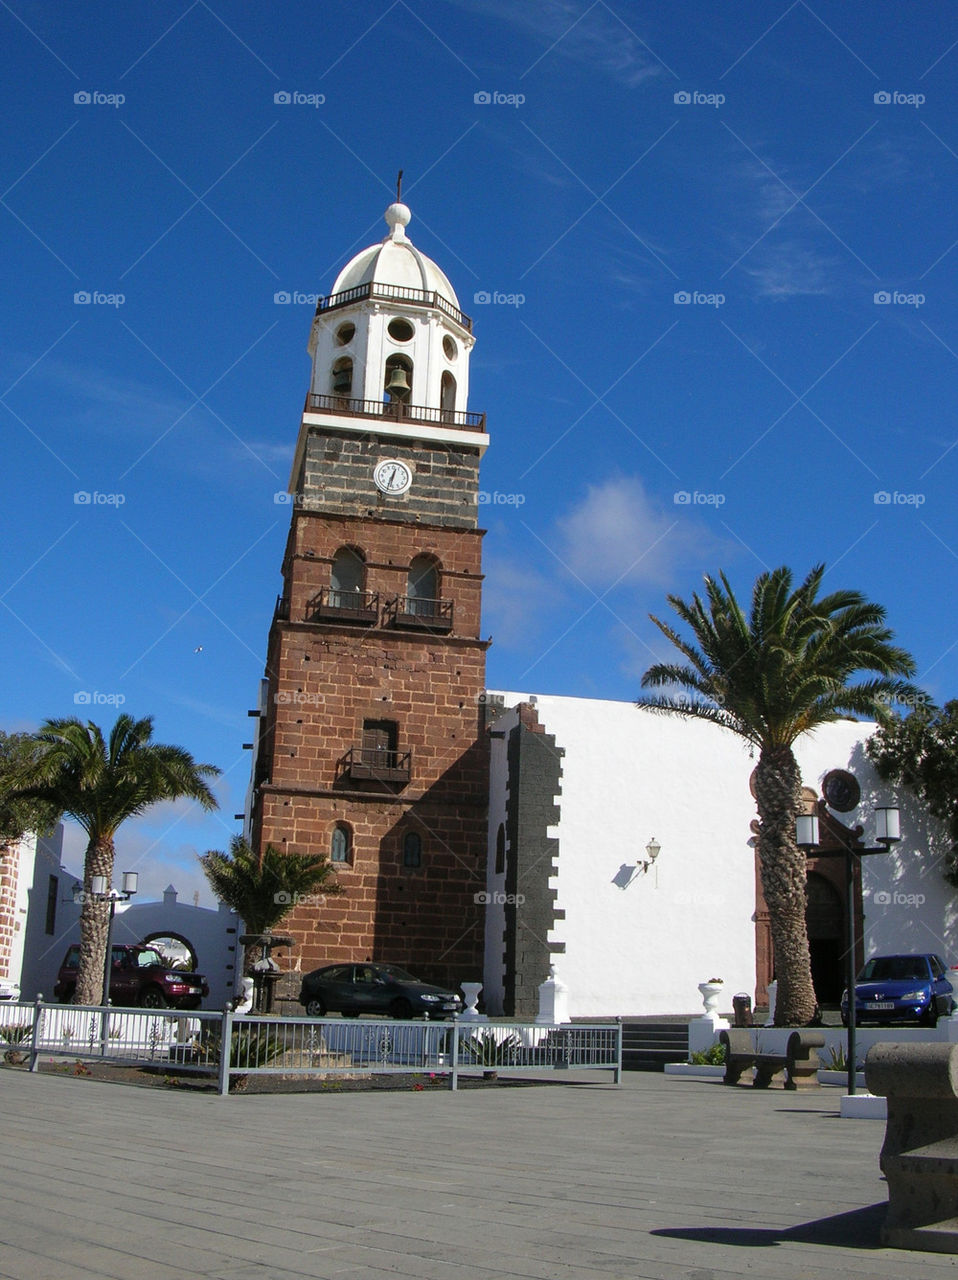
left=796, top=805, right=900, bottom=1096
left=89, top=872, right=139, bottom=1004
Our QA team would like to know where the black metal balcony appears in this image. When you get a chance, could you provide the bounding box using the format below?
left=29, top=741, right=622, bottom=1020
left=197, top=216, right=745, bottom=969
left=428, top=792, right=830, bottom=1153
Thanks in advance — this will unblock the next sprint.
left=383, top=595, right=454, bottom=633
left=306, top=392, right=485, bottom=433
left=338, top=746, right=411, bottom=785
left=306, top=587, right=379, bottom=625
left=315, top=281, right=472, bottom=332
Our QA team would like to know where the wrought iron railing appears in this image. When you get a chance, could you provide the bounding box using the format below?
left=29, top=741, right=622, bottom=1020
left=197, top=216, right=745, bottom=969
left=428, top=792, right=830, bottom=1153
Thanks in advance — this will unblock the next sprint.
left=306, top=587, right=379, bottom=623
left=383, top=595, right=454, bottom=631
left=306, top=393, right=485, bottom=432
left=338, top=745, right=412, bottom=785
left=315, top=281, right=472, bottom=332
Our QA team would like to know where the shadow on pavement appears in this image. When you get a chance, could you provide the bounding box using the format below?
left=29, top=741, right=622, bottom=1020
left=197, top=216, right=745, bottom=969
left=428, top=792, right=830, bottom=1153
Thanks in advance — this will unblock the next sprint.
left=654, top=1202, right=886, bottom=1250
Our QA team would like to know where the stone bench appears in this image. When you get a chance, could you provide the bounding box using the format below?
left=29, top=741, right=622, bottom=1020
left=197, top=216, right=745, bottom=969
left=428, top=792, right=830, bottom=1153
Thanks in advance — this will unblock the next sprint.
left=866, top=1042, right=958, bottom=1254
left=720, top=1028, right=824, bottom=1090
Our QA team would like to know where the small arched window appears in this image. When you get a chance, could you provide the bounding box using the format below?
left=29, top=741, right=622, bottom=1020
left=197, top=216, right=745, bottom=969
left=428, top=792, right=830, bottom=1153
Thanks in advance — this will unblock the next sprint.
left=330, top=547, right=364, bottom=606
left=440, top=370, right=456, bottom=416
left=330, top=824, right=351, bottom=864
left=331, top=357, right=352, bottom=397
left=407, top=555, right=439, bottom=617
left=495, top=824, right=506, bottom=875
left=402, top=831, right=422, bottom=868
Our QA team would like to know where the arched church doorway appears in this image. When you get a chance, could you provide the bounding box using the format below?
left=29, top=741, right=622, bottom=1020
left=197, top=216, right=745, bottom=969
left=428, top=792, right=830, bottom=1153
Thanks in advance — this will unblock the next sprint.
left=806, top=872, right=844, bottom=1004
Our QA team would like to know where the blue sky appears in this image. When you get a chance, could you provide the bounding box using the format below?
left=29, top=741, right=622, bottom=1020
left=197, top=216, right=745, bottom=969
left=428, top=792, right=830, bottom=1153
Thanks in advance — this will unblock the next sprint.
left=3, top=1, right=957, bottom=902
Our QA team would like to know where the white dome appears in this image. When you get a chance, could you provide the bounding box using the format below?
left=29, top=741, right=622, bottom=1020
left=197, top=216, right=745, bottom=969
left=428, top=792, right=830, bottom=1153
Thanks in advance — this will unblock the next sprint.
left=330, top=204, right=461, bottom=309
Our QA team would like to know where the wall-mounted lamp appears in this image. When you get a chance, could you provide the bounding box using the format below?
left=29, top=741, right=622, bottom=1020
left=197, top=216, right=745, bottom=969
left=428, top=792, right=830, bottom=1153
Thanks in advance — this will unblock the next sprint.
left=639, top=837, right=661, bottom=875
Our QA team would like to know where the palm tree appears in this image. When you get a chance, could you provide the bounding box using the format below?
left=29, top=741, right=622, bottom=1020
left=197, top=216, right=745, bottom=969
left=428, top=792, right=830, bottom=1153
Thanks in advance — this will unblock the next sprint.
left=199, top=836, right=342, bottom=938
left=10, top=715, right=219, bottom=1004
left=639, top=564, right=919, bottom=1026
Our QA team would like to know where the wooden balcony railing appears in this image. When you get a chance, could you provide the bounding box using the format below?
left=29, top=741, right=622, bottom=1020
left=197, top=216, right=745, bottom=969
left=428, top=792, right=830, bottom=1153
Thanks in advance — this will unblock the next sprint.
left=306, top=393, right=485, bottom=433
left=338, top=746, right=411, bottom=785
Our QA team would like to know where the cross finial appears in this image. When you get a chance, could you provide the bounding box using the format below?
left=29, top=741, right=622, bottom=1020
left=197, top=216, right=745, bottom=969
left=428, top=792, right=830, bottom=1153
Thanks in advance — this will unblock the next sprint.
left=396, top=169, right=403, bottom=201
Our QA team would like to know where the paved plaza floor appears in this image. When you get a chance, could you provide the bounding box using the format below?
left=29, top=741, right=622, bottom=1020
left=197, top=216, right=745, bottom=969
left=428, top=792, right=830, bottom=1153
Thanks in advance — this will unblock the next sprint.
left=1, top=1066, right=954, bottom=1280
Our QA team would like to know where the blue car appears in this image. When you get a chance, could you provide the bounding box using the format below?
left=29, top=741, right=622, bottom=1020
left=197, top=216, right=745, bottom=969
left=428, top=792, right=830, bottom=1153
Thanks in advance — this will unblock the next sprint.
left=841, top=953, right=955, bottom=1027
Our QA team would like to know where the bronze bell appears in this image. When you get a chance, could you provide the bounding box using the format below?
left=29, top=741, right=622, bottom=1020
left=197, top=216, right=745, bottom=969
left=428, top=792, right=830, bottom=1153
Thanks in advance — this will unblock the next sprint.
left=384, top=365, right=411, bottom=400
left=332, top=366, right=352, bottom=394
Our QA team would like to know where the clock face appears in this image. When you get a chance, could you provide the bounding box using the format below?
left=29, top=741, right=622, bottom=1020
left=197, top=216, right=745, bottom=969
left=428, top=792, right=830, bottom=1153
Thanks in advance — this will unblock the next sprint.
left=373, top=459, right=412, bottom=495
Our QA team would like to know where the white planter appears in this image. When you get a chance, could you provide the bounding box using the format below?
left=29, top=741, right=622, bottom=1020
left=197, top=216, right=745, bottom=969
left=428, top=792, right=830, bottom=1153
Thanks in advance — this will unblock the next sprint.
left=818, top=1068, right=866, bottom=1088
left=697, top=982, right=724, bottom=1017
left=664, top=1062, right=726, bottom=1078
left=840, top=1091, right=886, bottom=1120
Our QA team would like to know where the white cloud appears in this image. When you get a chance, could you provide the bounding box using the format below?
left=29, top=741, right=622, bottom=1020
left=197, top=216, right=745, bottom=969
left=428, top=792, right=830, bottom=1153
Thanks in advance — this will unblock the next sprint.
left=481, top=554, right=566, bottom=649
left=555, top=474, right=719, bottom=588
left=743, top=241, right=839, bottom=299
left=447, top=0, right=666, bottom=86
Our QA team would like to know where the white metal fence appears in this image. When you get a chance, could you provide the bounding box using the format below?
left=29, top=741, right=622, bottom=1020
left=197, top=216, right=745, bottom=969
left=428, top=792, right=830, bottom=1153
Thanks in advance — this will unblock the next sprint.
left=0, top=1000, right=622, bottom=1094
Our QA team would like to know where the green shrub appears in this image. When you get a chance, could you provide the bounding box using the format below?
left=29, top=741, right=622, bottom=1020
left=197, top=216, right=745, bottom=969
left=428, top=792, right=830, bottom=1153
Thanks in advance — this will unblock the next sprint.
left=689, top=1043, right=726, bottom=1066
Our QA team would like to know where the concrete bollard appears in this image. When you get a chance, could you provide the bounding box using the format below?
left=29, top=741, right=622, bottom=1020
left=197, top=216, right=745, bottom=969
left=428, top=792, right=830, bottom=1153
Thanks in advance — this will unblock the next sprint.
left=865, top=1041, right=958, bottom=1253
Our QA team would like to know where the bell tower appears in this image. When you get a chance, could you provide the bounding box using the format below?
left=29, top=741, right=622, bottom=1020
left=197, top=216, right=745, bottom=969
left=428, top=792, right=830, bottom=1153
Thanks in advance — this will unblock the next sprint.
left=248, top=198, right=490, bottom=990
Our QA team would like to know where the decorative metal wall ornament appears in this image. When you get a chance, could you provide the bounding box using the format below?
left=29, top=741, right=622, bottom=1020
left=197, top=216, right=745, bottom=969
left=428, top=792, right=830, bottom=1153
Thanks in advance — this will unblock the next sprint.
left=822, top=769, right=861, bottom=813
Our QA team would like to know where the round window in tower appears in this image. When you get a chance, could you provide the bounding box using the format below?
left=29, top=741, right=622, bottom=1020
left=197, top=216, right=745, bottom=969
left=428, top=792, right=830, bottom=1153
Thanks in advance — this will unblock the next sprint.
left=335, top=322, right=355, bottom=346
left=387, top=317, right=415, bottom=343
left=442, top=335, right=457, bottom=361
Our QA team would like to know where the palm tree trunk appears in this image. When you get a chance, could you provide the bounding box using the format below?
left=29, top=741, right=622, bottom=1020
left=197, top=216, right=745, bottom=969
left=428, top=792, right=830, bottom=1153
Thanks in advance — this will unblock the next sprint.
left=754, top=746, right=817, bottom=1026
left=74, top=836, right=114, bottom=1005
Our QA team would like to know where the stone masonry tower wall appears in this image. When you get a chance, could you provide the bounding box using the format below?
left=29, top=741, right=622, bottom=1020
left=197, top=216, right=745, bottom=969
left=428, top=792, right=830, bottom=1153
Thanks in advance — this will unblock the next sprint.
left=248, top=200, right=490, bottom=996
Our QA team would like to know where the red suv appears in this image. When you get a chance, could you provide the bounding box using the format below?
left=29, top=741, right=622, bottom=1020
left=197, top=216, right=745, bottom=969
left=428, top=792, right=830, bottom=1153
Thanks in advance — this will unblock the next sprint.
left=53, top=943, right=209, bottom=1009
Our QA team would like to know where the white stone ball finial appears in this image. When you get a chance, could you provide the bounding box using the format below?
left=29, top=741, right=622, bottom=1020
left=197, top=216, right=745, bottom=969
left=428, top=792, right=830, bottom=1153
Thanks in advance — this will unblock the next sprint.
left=385, top=202, right=411, bottom=242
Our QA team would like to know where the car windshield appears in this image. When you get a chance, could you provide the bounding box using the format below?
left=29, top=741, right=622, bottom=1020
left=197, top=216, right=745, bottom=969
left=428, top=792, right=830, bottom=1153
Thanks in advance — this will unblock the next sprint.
left=859, top=956, right=929, bottom=983
left=136, top=949, right=164, bottom=968
left=377, top=965, right=417, bottom=982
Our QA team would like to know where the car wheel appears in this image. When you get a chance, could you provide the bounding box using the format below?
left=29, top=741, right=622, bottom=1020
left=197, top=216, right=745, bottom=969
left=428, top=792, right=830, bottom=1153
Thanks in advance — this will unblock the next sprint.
left=390, top=998, right=414, bottom=1020
left=305, top=998, right=326, bottom=1018
left=923, top=1004, right=939, bottom=1028
left=138, top=986, right=168, bottom=1009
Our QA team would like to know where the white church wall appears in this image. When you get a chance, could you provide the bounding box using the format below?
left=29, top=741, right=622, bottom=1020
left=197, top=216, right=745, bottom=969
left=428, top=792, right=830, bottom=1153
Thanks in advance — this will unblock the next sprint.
left=486, top=694, right=956, bottom=1019
left=111, top=889, right=240, bottom=1009
left=18, top=826, right=82, bottom=1001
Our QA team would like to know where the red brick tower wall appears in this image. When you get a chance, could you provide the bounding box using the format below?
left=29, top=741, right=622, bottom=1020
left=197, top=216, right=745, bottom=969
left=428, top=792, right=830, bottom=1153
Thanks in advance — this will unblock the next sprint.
left=250, top=429, right=489, bottom=992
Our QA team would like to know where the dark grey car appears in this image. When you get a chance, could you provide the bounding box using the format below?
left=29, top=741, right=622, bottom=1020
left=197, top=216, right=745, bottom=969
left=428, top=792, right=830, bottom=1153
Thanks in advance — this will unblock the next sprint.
left=298, top=962, right=462, bottom=1019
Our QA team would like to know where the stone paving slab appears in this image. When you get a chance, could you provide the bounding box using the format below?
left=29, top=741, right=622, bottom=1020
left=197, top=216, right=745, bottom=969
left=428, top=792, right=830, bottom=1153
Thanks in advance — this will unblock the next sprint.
left=1, top=1067, right=956, bottom=1279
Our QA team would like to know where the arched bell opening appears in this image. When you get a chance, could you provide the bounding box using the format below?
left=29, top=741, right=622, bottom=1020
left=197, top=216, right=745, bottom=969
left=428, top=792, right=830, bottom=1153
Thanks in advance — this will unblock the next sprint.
left=384, top=353, right=413, bottom=405
left=330, top=356, right=353, bottom=399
